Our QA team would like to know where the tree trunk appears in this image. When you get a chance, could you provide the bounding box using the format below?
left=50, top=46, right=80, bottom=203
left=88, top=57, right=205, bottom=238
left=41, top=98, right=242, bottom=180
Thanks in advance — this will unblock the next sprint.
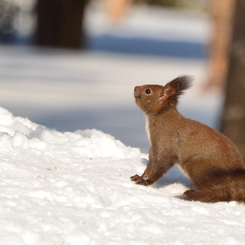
left=206, top=0, right=234, bottom=89
left=221, top=0, right=245, bottom=161
left=35, top=0, right=89, bottom=49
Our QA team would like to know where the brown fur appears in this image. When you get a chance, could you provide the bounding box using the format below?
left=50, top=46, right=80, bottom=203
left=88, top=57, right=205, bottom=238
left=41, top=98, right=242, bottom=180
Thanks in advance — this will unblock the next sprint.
left=131, top=75, right=245, bottom=203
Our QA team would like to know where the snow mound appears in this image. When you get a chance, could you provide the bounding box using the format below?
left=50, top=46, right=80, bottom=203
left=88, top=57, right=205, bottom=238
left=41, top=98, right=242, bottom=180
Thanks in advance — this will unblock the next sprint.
left=0, top=107, right=245, bottom=245
left=0, top=107, right=140, bottom=160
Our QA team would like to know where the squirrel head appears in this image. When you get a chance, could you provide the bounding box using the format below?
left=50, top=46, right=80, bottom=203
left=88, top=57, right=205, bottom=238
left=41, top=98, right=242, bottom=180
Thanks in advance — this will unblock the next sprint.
left=134, top=75, right=193, bottom=115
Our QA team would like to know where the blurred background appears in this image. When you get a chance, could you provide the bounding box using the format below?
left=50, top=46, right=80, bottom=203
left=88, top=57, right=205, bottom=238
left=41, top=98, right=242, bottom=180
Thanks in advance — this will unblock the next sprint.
left=0, top=0, right=244, bottom=159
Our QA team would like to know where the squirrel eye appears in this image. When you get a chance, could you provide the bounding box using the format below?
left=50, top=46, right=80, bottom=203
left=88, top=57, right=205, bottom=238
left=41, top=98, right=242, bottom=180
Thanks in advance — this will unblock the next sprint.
left=145, top=89, right=151, bottom=94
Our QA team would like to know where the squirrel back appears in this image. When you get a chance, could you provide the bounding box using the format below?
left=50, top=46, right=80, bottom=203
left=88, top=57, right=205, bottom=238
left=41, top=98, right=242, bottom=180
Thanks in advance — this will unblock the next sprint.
left=131, top=75, right=245, bottom=203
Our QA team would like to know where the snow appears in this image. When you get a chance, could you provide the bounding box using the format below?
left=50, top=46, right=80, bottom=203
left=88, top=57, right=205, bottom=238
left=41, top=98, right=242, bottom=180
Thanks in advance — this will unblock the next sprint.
left=0, top=106, right=245, bottom=245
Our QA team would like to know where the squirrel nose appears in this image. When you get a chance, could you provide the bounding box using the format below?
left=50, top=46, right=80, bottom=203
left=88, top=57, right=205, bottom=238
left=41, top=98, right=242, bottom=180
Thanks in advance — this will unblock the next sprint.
left=134, top=86, right=141, bottom=98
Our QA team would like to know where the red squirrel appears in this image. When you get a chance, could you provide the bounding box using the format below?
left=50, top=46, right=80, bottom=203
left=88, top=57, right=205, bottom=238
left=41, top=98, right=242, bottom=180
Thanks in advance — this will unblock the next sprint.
left=131, top=75, right=245, bottom=203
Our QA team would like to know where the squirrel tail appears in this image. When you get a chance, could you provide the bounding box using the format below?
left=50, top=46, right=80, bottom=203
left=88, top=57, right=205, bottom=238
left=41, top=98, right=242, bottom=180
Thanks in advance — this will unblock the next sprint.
left=181, top=170, right=245, bottom=203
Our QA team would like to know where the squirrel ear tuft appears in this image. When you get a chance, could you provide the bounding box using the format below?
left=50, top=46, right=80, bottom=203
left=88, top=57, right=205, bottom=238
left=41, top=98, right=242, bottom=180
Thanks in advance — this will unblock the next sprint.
left=160, top=75, right=193, bottom=103
left=169, top=75, right=193, bottom=93
left=167, top=75, right=193, bottom=96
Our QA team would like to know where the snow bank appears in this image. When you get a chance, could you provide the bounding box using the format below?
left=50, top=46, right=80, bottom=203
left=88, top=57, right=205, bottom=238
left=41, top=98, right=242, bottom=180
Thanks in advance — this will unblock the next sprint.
left=0, top=107, right=245, bottom=245
left=0, top=107, right=139, bottom=160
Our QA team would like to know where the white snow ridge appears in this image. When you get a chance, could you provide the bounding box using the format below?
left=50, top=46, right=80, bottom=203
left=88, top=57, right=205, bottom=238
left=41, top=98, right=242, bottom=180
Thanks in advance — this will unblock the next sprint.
left=0, top=107, right=245, bottom=245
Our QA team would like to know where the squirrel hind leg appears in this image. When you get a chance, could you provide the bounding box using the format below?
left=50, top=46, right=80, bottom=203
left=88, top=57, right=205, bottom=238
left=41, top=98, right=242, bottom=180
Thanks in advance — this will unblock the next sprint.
left=180, top=189, right=226, bottom=203
left=181, top=188, right=245, bottom=203
left=181, top=189, right=211, bottom=202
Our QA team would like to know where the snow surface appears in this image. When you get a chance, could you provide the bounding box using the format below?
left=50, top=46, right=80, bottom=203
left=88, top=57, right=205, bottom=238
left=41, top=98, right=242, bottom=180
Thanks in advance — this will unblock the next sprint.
left=0, top=106, right=245, bottom=245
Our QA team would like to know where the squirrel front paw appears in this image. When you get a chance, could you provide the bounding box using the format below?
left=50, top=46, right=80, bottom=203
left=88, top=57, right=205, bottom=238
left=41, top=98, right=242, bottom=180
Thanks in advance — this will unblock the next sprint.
left=130, top=174, right=152, bottom=186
